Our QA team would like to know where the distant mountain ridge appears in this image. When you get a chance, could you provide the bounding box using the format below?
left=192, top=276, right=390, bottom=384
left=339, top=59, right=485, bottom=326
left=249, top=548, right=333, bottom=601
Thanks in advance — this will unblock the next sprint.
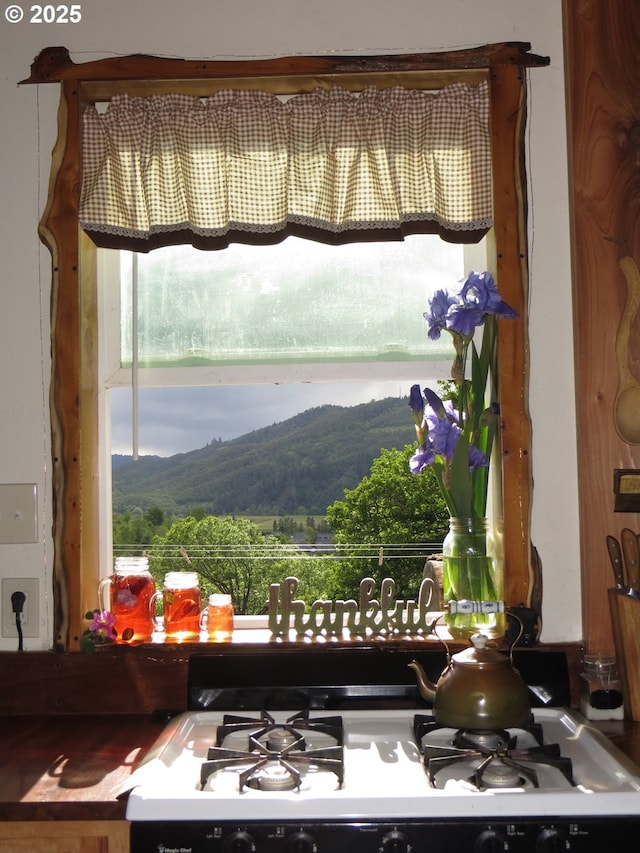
left=112, top=396, right=412, bottom=517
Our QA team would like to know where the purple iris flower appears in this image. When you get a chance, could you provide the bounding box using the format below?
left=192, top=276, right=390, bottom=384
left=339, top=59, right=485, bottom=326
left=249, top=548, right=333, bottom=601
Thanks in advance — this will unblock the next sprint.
left=468, top=444, right=488, bottom=470
left=429, top=416, right=461, bottom=460
left=409, top=443, right=436, bottom=474
left=410, top=271, right=513, bottom=489
left=461, top=271, right=518, bottom=320
left=423, top=289, right=457, bottom=340
left=423, top=387, right=447, bottom=419
left=423, top=272, right=518, bottom=343
left=408, top=384, right=424, bottom=416
left=446, top=302, right=485, bottom=338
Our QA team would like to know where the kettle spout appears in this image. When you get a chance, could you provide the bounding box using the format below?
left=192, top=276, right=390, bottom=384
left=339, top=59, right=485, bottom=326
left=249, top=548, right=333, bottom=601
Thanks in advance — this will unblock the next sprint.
left=408, top=660, right=436, bottom=703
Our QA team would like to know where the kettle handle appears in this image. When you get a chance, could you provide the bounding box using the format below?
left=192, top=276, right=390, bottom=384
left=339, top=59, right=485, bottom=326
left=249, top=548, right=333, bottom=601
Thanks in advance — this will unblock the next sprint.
left=430, top=613, right=523, bottom=662
left=430, top=613, right=452, bottom=663
left=507, top=611, right=524, bottom=663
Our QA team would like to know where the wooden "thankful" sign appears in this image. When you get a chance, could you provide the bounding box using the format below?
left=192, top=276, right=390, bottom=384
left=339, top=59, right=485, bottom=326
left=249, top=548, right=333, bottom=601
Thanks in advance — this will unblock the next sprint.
left=268, top=576, right=436, bottom=636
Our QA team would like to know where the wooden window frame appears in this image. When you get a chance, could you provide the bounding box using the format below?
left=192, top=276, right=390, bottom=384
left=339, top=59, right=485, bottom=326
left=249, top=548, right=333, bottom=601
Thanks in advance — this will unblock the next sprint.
left=23, top=42, right=548, bottom=649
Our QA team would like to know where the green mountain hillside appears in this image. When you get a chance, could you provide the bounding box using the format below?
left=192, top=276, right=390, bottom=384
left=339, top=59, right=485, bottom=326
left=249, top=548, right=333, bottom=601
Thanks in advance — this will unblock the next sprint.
left=112, top=396, right=414, bottom=517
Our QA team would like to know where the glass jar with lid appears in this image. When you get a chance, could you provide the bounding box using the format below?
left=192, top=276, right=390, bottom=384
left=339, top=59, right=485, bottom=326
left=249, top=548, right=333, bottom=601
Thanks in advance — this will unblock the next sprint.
left=579, top=655, right=624, bottom=720
left=98, top=556, right=156, bottom=642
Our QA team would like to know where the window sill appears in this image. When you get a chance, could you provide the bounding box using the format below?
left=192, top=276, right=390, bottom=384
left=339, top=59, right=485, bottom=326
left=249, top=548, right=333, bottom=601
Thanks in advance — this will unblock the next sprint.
left=113, top=611, right=458, bottom=648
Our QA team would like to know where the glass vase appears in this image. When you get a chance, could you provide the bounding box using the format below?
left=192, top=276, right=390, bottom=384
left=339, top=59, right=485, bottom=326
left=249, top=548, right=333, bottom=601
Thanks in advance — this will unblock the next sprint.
left=442, top=517, right=505, bottom=640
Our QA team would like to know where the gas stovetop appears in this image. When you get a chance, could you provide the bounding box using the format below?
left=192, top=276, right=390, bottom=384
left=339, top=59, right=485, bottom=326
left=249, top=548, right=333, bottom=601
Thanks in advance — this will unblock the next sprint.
left=124, top=707, right=640, bottom=821
left=126, top=651, right=640, bottom=852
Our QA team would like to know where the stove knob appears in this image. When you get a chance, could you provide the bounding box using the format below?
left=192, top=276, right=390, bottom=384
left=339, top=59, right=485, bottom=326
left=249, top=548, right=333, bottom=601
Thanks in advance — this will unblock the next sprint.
left=380, top=830, right=411, bottom=853
left=535, top=828, right=570, bottom=852
left=474, top=829, right=508, bottom=853
left=223, top=830, right=255, bottom=853
left=285, top=831, right=317, bottom=853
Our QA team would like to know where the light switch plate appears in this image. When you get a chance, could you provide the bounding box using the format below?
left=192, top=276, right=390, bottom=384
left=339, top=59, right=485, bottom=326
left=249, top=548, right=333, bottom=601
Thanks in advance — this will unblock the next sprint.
left=0, top=483, right=38, bottom=543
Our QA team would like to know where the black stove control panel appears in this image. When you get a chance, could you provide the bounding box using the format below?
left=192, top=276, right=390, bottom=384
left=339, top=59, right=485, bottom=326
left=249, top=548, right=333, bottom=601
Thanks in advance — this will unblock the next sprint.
left=130, top=817, right=640, bottom=853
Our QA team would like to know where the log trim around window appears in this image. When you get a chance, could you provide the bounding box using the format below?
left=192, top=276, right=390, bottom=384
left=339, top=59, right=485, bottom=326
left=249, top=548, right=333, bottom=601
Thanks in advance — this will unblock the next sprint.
left=26, top=43, right=549, bottom=649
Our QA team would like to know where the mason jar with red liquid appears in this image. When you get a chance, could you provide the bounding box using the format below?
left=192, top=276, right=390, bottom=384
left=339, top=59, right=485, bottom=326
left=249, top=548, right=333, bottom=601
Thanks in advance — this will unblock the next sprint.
left=98, top=557, right=156, bottom=642
left=150, top=571, right=202, bottom=640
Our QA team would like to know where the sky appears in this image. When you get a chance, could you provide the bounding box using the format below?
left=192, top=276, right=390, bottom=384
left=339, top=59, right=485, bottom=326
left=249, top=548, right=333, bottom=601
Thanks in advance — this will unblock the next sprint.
left=110, top=380, right=409, bottom=457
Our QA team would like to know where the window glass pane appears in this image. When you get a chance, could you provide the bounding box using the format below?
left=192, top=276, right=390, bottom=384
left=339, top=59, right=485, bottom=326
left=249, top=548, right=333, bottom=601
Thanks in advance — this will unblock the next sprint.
left=111, top=381, right=412, bottom=456
left=119, top=235, right=461, bottom=368
left=106, top=234, right=483, bottom=616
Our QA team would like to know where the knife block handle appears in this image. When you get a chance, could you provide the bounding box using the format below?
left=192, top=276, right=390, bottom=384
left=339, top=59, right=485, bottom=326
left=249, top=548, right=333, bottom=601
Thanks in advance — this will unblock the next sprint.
left=608, top=588, right=640, bottom=720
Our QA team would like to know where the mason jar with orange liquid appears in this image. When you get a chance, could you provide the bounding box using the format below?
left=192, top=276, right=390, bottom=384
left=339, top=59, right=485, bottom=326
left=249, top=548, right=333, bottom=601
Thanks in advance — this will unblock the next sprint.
left=202, top=593, right=234, bottom=641
left=151, top=571, right=202, bottom=640
left=98, top=557, right=156, bottom=642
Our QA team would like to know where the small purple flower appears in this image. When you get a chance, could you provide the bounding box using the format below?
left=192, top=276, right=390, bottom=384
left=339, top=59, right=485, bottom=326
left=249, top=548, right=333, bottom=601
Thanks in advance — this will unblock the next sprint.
left=423, top=289, right=457, bottom=340
left=88, top=610, right=117, bottom=641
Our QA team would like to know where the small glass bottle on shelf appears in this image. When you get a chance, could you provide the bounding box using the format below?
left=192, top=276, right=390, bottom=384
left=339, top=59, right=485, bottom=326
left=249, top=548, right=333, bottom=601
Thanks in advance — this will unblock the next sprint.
left=579, top=655, right=624, bottom=720
left=203, top=593, right=234, bottom=641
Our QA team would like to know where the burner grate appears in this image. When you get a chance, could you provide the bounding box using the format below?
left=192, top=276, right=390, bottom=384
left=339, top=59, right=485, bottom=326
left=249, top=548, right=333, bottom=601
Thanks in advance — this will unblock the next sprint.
left=200, top=709, right=344, bottom=791
left=215, top=709, right=344, bottom=746
left=413, top=714, right=575, bottom=790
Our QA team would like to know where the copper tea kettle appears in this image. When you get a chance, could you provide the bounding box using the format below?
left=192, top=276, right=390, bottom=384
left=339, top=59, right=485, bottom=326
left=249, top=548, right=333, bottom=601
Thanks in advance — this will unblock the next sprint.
left=408, top=633, right=531, bottom=729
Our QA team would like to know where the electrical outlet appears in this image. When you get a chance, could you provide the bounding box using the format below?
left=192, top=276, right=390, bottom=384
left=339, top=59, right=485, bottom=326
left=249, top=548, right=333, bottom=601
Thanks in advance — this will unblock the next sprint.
left=1, top=578, right=39, bottom=638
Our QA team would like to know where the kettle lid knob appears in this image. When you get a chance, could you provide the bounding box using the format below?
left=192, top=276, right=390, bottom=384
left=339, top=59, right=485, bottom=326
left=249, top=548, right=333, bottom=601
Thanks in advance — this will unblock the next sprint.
left=470, top=633, right=488, bottom=649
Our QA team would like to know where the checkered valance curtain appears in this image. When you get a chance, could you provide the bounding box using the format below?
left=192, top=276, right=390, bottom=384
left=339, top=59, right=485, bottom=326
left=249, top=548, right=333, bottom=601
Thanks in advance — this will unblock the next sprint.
left=80, top=81, right=491, bottom=249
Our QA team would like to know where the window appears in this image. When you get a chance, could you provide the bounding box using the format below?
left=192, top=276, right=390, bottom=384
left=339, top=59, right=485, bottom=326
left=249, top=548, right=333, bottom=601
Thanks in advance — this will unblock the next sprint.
left=32, top=44, right=542, bottom=648
left=100, top=235, right=484, bottom=613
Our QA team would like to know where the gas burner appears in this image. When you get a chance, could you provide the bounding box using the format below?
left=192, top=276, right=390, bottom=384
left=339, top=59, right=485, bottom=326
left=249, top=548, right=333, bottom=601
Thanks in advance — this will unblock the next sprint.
left=247, top=764, right=300, bottom=792
left=454, top=729, right=513, bottom=752
left=413, top=714, right=575, bottom=790
left=476, top=759, right=524, bottom=789
left=266, top=728, right=300, bottom=753
left=200, top=709, right=344, bottom=791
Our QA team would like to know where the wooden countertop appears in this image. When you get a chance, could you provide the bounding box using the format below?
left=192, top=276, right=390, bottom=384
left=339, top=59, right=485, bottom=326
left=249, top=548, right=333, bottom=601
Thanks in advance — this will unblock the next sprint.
left=1, top=713, right=639, bottom=822
left=0, top=715, right=166, bottom=821
left=587, top=715, right=640, bottom=771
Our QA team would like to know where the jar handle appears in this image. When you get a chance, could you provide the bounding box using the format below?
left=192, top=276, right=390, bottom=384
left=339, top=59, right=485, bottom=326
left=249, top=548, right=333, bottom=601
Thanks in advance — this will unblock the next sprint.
left=149, top=590, right=163, bottom=633
left=98, top=576, right=111, bottom=613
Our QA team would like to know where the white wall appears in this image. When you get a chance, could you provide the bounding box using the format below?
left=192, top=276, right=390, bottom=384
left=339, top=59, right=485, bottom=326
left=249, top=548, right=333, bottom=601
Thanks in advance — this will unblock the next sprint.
left=0, top=0, right=579, bottom=649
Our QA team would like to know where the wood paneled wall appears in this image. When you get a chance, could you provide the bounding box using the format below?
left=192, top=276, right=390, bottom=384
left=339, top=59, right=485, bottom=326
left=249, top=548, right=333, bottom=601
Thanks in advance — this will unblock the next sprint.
left=563, top=0, right=640, bottom=653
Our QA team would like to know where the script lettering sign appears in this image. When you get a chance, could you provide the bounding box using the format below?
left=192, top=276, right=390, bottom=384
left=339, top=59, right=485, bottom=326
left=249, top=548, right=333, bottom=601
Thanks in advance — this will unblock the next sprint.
left=268, top=576, right=436, bottom=636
